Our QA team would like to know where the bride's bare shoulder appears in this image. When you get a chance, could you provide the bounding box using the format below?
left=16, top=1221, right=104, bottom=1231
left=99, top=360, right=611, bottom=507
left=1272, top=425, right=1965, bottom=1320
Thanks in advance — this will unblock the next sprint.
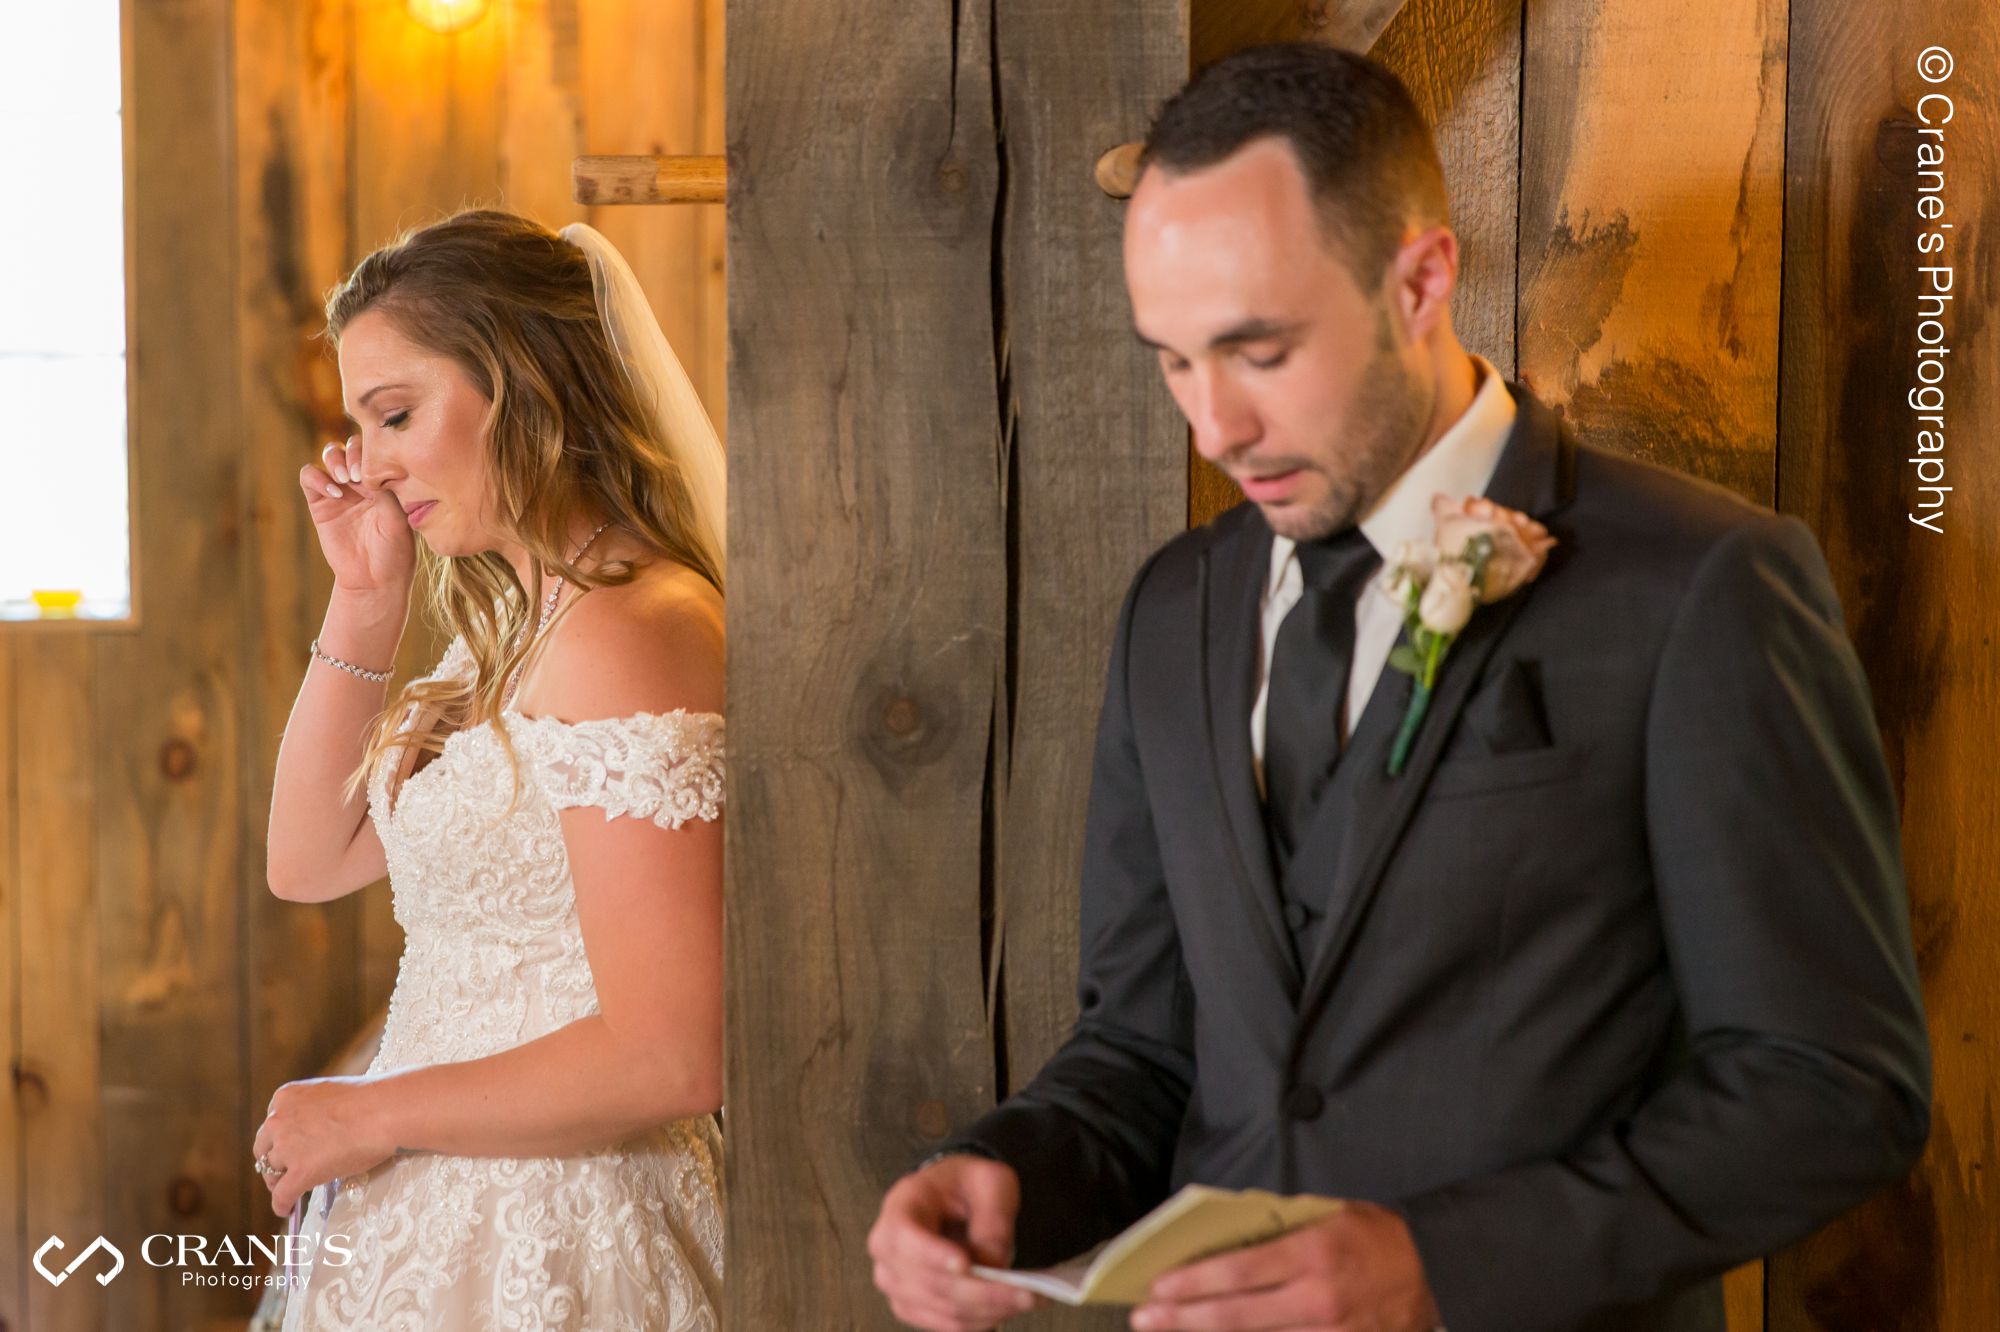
left=519, top=556, right=723, bottom=723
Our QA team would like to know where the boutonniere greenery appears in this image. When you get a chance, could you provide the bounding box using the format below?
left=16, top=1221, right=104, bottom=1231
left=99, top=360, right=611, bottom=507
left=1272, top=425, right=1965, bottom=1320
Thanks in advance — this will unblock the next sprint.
left=1378, top=493, right=1557, bottom=776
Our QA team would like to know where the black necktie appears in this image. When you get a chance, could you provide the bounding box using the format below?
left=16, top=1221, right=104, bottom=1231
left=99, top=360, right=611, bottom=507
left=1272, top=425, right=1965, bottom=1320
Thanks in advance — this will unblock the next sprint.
left=1263, top=527, right=1382, bottom=867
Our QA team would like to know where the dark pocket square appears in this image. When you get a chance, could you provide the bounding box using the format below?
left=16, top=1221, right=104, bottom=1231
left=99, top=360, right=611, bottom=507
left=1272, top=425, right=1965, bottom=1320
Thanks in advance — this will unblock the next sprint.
left=1464, top=658, right=1554, bottom=754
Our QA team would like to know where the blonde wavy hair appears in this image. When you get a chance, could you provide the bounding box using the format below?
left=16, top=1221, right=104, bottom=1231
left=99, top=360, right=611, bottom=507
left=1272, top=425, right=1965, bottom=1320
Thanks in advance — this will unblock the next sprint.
left=326, top=208, right=722, bottom=809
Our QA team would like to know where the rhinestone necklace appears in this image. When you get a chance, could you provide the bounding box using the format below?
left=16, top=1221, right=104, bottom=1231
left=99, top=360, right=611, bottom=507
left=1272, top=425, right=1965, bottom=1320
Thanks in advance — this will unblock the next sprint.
left=503, top=519, right=615, bottom=708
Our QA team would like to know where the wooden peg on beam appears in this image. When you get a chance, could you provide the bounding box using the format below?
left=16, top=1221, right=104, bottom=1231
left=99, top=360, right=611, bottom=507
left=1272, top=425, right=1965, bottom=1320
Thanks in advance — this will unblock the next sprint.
left=1094, top=0, right=1418, bottom=203
left=1095, top=142, right=1145, bottom=199
left=572, top=154, right=727, bottom=205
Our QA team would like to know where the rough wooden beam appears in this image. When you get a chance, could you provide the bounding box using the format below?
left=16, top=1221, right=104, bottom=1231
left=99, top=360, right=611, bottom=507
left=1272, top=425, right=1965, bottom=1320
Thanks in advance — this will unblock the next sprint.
left=1093, top=0, right=1416, bottom=200
left=572, top=153, right=726, bottom=204
left=1193, top=0, right=1413, bottom=69
left=724, top=2, right=1004, bottom=1320
left=727, top=0, right=1185, bottom=1323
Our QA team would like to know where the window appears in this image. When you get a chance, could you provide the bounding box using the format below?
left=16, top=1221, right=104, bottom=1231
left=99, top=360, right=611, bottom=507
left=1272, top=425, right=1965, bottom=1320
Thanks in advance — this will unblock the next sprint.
left=0, top=3, right=132, bottom=622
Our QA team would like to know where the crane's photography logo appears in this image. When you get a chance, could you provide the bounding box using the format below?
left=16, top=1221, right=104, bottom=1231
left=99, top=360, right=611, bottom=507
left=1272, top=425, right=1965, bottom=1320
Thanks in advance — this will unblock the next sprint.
left=33, top=1235, right=125, bottom=1286
left=34, top=1230, right=354, bottom=1289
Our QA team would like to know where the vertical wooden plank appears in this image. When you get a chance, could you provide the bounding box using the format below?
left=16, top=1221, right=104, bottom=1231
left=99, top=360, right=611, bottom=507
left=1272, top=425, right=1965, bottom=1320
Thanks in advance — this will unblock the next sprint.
left=697, top=0, right=728, bottom=434
left=989, top=13, right=1187, bottom=1328
left=725, top=0, right=1002, bottom=1323
left=1769, top=4, right=1999, bottom=1329
left=0, top=640, right=20, bottom=1332
left=353, top=0, right=506, bottom=237
left=95, top=0, right=250, bottom=1323
left=17, top=638, right=103, bottom=1332
left=350, top=0, right=506, bottom=1012
left=579, top=0, right=712, bottom=414
left=235, top=0, right=365, bottom=1241
left=1518, top=0, right=1786, bottom=504
left=992, top=0, right=1187, bottom=1124
left=500, top=0, right=585, bottom=229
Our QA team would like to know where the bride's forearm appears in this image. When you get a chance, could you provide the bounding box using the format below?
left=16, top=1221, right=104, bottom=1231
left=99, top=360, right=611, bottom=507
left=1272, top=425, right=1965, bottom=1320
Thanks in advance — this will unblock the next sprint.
left=366, top=1014, right=720, bottom=1160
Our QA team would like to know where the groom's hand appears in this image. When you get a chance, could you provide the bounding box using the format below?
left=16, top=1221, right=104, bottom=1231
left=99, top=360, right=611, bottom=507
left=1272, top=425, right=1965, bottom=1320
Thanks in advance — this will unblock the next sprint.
left=1130, top=1201, right=1440, bottom=1332
left=868, top=1153, right=1045, bottom=1331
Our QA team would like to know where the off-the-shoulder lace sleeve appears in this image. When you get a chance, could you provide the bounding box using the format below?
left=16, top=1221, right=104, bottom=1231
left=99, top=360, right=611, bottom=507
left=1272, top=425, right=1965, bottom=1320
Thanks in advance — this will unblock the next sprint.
left=512, top=710, right=725, bottom=830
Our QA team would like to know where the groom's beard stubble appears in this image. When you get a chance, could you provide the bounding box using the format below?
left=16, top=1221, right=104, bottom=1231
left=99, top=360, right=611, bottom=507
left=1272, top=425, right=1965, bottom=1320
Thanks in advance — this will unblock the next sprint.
left=1256, top=304, right=1432, bottom=540
left=1265, top=334, right=1431, bottom=544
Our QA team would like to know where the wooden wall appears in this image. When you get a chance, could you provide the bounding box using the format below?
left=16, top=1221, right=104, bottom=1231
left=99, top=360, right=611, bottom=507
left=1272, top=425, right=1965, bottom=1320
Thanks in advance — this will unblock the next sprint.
left=733, top=2, right=1996, bottom=1332
left=7, top=1, right=1992, bottom=1329
left=0, top=1, right=722, bottom=1327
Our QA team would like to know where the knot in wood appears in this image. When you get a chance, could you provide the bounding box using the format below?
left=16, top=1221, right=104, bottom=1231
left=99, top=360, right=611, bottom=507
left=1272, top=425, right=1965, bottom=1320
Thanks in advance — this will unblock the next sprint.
left=882, top=696, right=922, bottom=738
left=913, top=1098, right=951, bottom=1138
left=160, top=737, right=198, bottom=782
left=167, top=1174, right=205, bottom=1216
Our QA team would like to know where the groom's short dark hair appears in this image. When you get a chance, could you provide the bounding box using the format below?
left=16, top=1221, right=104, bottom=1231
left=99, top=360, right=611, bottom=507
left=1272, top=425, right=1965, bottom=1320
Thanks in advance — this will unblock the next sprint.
left=1141, top=43, right=1450, bottom=289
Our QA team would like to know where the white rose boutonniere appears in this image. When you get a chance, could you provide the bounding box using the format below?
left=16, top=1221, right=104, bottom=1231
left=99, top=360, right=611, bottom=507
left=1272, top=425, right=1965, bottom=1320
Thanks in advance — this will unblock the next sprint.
left=1377, top=493, right=1558, bottom=776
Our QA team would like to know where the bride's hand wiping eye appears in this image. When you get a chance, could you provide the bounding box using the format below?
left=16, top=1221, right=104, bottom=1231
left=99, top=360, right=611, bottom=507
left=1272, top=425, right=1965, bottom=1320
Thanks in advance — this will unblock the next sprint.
left=297, top=433, right=417, bottom=598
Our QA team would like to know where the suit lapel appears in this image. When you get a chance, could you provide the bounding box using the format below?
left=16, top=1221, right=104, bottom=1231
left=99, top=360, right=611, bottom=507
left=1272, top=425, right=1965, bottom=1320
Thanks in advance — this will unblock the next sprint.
left=1296, top=383, right=1579, bottom=1017
left=1198, top=508, right=1303, bottom=1000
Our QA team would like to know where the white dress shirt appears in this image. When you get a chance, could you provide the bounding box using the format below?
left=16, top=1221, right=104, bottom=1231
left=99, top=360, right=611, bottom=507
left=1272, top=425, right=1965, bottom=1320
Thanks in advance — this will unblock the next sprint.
left=1250, top=353, right=1518, bottom=791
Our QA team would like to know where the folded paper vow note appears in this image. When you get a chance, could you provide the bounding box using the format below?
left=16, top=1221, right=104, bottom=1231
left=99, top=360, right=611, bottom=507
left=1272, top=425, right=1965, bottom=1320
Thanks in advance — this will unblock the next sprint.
left=969, top=1184, right=1347, bottom=1306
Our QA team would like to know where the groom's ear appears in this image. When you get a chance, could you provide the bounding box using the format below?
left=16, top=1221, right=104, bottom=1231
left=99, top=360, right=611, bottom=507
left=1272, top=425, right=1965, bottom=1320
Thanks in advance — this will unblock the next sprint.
left=1387, top=223, right=1460, bottom=341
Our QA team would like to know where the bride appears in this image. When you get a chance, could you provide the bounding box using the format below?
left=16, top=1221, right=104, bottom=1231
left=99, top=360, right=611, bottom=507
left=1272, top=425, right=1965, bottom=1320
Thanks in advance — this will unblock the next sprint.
left=258, top=208, right=725, bottom=1329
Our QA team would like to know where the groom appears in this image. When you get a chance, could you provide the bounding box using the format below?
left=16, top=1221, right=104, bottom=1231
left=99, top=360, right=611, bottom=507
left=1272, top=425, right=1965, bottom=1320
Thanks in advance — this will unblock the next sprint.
left=868, top=43, right=1930, bottom=1332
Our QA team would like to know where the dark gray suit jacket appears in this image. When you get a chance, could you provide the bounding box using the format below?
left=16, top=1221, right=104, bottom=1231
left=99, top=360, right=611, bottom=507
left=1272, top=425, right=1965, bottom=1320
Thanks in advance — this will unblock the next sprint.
left=942, top=381, right=1931, bottom=1332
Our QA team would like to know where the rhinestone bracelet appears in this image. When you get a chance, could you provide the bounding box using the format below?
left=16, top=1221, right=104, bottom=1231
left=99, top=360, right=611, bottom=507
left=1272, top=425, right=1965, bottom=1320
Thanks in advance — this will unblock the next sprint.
left=310, top=637, right=391, bottom=684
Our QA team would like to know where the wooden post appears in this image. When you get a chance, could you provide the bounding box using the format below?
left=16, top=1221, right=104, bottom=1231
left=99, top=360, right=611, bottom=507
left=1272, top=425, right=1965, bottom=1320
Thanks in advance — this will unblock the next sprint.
left=1769, top=4, right=1999, bottom=1329
left=725, top=0, right=1186, bottom=1324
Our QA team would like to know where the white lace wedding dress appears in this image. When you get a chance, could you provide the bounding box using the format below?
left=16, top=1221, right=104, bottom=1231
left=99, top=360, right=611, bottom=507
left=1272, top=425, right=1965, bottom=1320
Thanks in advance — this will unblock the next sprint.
left=280, top=633, right=725, bottom=1331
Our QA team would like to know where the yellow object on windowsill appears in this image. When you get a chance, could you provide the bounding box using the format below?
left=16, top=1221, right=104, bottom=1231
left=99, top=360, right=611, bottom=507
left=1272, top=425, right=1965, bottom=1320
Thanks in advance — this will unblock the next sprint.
left=31, top=589, right=85, bottom=619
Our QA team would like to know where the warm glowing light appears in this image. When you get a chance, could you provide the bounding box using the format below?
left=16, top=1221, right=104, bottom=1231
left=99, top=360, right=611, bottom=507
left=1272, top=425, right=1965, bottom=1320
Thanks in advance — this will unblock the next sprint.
left=403, top=0, right=490, bottom=34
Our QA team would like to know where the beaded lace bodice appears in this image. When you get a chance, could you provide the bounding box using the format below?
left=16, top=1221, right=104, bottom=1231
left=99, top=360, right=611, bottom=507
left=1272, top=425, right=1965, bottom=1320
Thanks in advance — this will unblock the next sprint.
left=280, top=633, right=725, bottom=1331
left=363, top=634, right=724, bottom=1072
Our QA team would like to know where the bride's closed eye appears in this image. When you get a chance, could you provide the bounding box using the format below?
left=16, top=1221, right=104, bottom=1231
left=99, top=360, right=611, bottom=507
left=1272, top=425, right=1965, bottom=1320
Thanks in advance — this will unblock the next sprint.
left=384, top=410, right=411, bottom=429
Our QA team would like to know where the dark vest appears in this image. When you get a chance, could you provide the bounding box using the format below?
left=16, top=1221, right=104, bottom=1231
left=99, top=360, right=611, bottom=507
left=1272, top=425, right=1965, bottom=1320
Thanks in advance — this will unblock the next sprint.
left=1267, top=669, right=1410, bottom=971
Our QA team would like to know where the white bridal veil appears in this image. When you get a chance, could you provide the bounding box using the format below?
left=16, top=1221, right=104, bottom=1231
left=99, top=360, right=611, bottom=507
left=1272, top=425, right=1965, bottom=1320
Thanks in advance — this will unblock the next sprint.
left=559, top=221, right=726, bottom=588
